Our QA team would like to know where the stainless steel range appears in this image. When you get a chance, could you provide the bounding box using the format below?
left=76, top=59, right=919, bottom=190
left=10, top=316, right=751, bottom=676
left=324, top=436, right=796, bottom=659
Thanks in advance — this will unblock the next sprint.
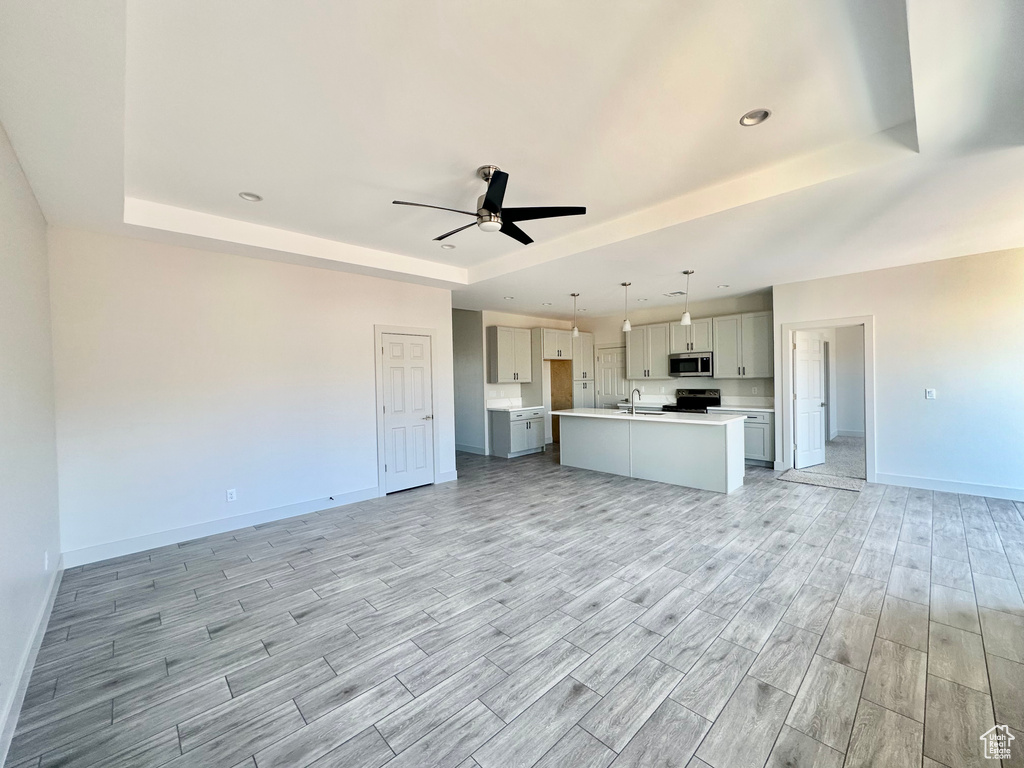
left=662, top=388, right=721, bottom=413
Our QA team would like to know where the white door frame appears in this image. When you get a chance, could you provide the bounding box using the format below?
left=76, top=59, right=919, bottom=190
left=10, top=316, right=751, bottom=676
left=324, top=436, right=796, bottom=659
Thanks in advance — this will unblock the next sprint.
left=778, top=316, right=876, bottom=482
left=374, top=324, right=441, bottom=496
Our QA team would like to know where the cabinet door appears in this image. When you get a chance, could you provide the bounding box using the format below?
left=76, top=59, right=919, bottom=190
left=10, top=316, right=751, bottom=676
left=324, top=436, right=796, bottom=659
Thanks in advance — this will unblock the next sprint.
left=582, top=333, right=594, bottom=379
left=573, top=380, right=595, bottom=408
left=690, top=318, right=714, bottom=353
left=647, top=323, right=671, bottom=379
left=528, top=419, right=545, bottom=448
left=514, top=328, right=533, bottom=382
left=744, top=422, right=771, bottom=461
left=625, top=328, right=647, bottom=380
left=541, top=329, right=559, bottom=360
left=510, top=420, right=530, bottom=453
left=495, top=326, right=516, bottom=383
left=741, top=311, right=773, bottom=378
left=552, top=331, right=569, bottom=360
left=669, top=322, right=690, bottom=354
left=572, top=333, right=594, bottom=380
left=713, top=315, right=742, bottom=379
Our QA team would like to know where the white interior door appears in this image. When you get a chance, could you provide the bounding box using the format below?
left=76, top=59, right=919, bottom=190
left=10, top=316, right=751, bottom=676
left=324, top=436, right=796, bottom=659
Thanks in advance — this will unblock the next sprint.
left=794, top=333, right=826, bottom=469
left=597, top=347, right=628, bottom=408
left=382, top=333, right=434, bottom=492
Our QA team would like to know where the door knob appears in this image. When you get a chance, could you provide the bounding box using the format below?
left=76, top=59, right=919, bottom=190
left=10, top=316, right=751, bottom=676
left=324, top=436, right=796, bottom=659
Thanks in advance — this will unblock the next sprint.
left=422, top=415, right=433, bottom=420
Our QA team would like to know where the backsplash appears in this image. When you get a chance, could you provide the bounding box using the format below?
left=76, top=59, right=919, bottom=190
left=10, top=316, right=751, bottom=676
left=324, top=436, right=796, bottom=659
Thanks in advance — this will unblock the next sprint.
left=620, top=377, right=774, bottom=408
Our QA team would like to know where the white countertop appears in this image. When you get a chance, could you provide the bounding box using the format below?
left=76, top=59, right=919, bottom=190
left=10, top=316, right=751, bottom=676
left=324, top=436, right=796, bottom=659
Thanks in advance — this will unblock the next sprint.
left=552, top=408, right=746, bottom=425
left=709, top=405, right=775, bottom=413
left=487, top=405, right=546, bottom=413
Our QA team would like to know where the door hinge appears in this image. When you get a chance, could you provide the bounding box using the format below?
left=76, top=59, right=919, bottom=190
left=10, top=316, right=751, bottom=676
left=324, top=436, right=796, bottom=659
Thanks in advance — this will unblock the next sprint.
left=385, top=464, right=387, bottom=472
left=792, top=342, right=797, bottom=350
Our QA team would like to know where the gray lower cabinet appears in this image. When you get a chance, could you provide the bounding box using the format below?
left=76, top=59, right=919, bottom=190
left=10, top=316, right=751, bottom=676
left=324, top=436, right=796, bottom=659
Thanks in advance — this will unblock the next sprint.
left=712, top=409, right=775, bottom=463
left=490, top=409, right=546, bottom=458
left=572, top=380, right=596, bottom=408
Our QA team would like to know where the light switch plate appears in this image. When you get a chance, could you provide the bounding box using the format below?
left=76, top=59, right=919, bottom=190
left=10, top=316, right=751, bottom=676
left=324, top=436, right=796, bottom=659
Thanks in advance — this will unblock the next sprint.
left=925, top=389, right=937, bottom=400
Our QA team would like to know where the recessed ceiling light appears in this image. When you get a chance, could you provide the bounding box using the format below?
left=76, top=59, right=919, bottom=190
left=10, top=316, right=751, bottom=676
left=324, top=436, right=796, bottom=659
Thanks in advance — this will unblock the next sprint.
left=541, top=302, right=552, bottom=306
left=739, top=108, right=771, bottom=127
left=238, top=192, right=263, bottom=202
left=717, top=284, right=730, bottom=288
left=637, top=298, right=648, bottom=302
left=440, top=243, right=455, bottom=250
left=578, top=308, right=587, bottom=312
left=503, top=296, right=514, bottom=300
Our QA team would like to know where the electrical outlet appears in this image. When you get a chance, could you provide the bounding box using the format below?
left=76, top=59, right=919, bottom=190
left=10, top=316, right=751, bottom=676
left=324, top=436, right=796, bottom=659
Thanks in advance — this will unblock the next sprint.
left=925, top=389, right=937, bottom=400
left=752, top=386, right=758, bottom=395
left=226, top=489, right=237, bottom=502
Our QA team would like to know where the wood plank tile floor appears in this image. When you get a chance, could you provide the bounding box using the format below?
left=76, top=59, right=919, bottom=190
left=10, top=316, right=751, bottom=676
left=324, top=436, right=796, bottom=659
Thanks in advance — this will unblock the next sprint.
left=6, top=451, right=1024, bottom=768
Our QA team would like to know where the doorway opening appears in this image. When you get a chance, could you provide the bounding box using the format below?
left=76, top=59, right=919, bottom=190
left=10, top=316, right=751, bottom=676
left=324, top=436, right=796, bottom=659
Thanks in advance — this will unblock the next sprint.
left=549, top=359, right=573, bottom=443
left=780, top=317, right=875, bottom=487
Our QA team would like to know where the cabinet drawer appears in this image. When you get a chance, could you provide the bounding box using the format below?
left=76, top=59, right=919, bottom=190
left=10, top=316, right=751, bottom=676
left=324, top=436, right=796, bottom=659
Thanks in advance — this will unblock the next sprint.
left=511, top=410, right=545, bottom=420
left=741, top=412, right=771, bottom=423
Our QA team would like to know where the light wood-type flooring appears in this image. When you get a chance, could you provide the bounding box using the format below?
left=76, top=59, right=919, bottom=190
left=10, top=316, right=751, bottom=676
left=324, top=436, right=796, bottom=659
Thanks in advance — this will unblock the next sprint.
left=6, top=450, right=1024, bottom=768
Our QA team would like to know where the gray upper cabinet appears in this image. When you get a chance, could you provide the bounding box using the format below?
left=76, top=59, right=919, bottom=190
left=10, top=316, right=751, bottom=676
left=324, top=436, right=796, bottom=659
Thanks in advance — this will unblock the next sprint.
left=626, top=323, right=671, bottom=379
left=487, top=326, right=533, bottom=383
left=542, top=328, right=573, bottom=359
left=712, top=311, right=772, bottom=379
left=571, top=332, right=594, bottom=380
left=669, top=317, right=713, bottom=354
left=741, top=312, right=773, bottom=378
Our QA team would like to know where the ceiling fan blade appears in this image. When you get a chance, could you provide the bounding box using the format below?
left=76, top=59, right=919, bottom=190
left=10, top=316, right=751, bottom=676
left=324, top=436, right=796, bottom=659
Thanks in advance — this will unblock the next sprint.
left=500, top=220, right=534, bottom=245
left=502, top=206, right=587, bottom=223
left=481, top=170, right=509, bottom=213
left=393, top=200, right=477, bottom=217
left=433, top=222, right=477, bottom=241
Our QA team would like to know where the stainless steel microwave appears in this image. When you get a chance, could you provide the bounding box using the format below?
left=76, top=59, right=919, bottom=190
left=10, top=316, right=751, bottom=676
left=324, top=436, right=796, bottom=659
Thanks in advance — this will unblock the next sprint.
left=669, top=352, right=713, bottom=377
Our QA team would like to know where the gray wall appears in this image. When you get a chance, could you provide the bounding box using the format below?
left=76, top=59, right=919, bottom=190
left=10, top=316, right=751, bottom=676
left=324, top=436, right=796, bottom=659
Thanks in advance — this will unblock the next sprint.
left=0, top=120, right=61, bottom=756
left=452, top=309, right=486, bottom=453
left=835, top=325, right=865, bottom=436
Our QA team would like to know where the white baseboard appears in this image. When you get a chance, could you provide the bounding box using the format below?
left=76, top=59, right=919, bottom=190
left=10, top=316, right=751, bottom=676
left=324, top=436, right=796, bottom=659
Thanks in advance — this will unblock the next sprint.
left=0, top=556, right=63, bottom=766
left=436, top=470, right=458, bottom=484
left=62, top=488, right=379, bottom=568
left=455, top=443, right=487, bottom=456
left=874, top=473, right=1024, bottom=501
left=838, top=429, right=865, bottom=438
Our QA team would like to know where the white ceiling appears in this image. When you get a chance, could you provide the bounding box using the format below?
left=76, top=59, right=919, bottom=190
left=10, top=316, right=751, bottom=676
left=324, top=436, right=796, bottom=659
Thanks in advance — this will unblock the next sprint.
left=1, top=0, right=1022, bottom=316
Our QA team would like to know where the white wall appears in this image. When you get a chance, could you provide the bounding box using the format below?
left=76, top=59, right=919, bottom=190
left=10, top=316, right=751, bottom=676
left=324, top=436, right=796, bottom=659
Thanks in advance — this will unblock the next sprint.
left=49, top=228, right=456, bottom=563
left=774, top=249, right=1024, bottom=499
left=0, top=122, right=61, bottom=757
left=835, top=325, right=865, bottom=437
left=452, top=309, right=486, bottom=453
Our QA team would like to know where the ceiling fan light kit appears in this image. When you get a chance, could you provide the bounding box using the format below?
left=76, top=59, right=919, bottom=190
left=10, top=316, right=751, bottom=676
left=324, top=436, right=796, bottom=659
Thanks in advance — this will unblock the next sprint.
left=392, top=165, right=586, bottom=245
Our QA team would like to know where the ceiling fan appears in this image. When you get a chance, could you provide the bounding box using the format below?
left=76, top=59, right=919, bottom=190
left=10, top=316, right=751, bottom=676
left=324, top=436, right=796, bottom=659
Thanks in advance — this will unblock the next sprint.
left=393, top=165, right=586, bottom=245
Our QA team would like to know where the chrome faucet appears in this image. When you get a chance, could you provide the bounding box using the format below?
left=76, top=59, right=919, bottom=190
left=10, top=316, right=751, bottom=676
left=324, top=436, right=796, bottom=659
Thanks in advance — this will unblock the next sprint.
left=630, top=388, right=641, bottom=415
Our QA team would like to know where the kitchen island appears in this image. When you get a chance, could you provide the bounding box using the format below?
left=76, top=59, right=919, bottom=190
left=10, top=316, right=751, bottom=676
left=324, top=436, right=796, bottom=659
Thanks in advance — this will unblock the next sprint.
left=552, top=408, right=747, bottom=493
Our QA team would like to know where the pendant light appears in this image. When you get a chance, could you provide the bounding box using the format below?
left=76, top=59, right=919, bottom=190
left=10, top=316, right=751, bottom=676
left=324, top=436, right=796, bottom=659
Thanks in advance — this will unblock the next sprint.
left=621, top=282, right=632, bottom=333
left=680, top=270, right=694, bottom=326
left=571, top=293, right=580, bottom=337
